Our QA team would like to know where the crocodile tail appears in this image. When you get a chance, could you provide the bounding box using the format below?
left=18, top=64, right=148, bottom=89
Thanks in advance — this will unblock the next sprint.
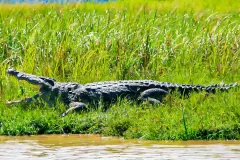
left=205, top=82, right=239, bottom=92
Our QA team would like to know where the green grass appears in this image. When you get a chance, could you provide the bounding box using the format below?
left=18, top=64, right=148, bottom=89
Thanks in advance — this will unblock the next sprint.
left=0, top=0, right=240, bottom=140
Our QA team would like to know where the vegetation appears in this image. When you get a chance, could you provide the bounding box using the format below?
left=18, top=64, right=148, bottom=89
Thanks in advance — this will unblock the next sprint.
left=0, top=0, right=239, bottom=140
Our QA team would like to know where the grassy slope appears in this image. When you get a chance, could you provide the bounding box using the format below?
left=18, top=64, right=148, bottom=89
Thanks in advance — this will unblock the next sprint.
left=0, top=0, right=239, bottom=140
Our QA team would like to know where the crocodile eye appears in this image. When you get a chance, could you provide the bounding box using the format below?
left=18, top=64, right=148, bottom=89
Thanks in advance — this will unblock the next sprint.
left=39, top=77, right=55, bottom=86
left=45, top=79, right=55, bottom=86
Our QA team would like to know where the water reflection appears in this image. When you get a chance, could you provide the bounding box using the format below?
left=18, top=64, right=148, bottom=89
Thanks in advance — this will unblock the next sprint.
left=0, top=135, right=240, bottom=159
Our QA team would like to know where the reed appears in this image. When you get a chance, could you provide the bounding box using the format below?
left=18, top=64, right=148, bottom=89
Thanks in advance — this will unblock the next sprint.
left=0, top=0, right=239, bottom=140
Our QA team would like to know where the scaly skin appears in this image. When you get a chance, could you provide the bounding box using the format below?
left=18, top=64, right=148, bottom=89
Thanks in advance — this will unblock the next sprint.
left=6, top=69, right=239, bottom=116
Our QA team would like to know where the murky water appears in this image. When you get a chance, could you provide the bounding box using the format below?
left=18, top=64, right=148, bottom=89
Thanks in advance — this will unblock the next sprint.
left=0, top=135, right=240, bottom=159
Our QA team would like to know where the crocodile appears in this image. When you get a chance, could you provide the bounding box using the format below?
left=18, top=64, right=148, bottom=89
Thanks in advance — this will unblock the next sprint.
left=6, top=69, right=238, bottom=116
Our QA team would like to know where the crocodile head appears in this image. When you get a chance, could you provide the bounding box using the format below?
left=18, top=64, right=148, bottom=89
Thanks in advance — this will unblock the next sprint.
left=7, top=68, right=57, bottom=103
left=7, top=69, right=82, bottom=106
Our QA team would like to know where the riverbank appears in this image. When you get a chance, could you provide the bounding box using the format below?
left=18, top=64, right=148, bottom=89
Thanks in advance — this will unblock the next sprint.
left=0, top=0, right=239, bottom=140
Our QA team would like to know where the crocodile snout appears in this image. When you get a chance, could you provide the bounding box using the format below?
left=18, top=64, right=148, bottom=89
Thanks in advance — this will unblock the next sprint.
left=7, top=68, right=19, bottom=76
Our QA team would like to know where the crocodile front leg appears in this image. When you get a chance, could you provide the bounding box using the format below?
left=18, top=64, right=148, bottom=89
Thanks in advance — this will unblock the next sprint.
left=60, top=102, right=87, bottom=117
left=139, top=88, right=168, bottom=104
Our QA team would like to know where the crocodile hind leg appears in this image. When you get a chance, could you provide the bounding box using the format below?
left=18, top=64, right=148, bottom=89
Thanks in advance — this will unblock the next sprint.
left=60, top=102, right=87, bottom=117
left=139, top=88, right=168, bottom=104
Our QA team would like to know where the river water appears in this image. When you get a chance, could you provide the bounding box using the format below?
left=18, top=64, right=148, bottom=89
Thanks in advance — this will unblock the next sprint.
left=0, top=135, right=240, bottom=159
